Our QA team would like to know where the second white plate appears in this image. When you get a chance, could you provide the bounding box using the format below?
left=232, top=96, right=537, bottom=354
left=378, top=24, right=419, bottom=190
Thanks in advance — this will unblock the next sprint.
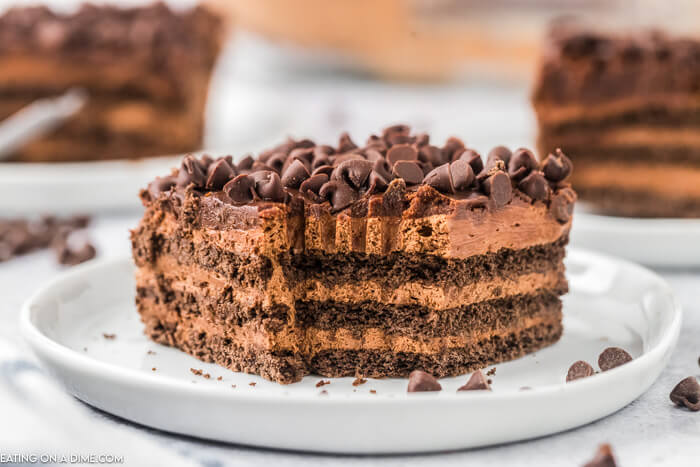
left=21, top=249, right=681, bottom=454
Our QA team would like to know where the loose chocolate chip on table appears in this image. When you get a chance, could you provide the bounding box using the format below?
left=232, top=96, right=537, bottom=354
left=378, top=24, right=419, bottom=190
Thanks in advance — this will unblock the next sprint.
left=319, top=180, right=358, bottom=212
left=457, top=370, right=491, bottom=391
left=669, top=376, right=700, bottom=411
left=583, top=444, right=618, bottom=467
left=567, top=360, right=595, bottom=382
left=598, top=347, right=633, bottom=372
left=518, top=171, right=550, bottom=201
left=205, top=158, right=236, bottom=190
left=280, top=159, right=310, bottom=189
left=224, top=174, right=255, bottom=204
left=508, top=148, right=538, bottom=181
left=541, top=148, right=573, bottom=182
left=407, top=370, right=442, bottom=392
left=392, top=161, right=423, bottom=185
left=386, top=144, right=418, bottom=166
left=482, top=171, right=512, bottom=207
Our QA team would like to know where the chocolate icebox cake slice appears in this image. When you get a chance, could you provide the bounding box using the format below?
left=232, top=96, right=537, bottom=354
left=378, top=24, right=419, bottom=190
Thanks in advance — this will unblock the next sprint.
left=131, top=126, right=577, bottom=383
left=0, top=3, right=223, bottom=162
left=533, top=23, right=700, bottom=217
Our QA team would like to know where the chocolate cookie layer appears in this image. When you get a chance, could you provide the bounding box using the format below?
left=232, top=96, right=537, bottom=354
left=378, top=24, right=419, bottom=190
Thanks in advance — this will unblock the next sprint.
left=131, top=126, right=576, bottom=383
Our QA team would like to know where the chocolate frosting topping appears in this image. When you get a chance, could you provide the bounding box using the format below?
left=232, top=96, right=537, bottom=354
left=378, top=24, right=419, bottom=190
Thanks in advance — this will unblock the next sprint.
left=144, top=125, right=575, bottom=219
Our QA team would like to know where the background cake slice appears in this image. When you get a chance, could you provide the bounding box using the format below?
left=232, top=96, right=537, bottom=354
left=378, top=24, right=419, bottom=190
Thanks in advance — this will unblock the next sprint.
left=533, top=23, right=700, bottom=217
left=0, top=3, right=223, bottom=162
left=131, top=126, right=576, bottom=383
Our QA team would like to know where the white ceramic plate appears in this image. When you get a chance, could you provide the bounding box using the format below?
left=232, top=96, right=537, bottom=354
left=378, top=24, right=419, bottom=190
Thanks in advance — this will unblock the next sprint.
left=21, top=249, right=681, bottom=454
left=571, top=206, right=700, bottom=268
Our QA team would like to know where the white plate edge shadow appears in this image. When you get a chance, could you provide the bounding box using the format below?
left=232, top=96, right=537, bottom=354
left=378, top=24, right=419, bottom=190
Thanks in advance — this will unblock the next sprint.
left=19, top=248, right=683, bottom=454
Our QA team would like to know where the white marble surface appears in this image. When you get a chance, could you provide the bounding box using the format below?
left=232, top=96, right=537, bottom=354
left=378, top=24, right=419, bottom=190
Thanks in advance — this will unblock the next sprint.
left=0, top=216, right=699, bottom=466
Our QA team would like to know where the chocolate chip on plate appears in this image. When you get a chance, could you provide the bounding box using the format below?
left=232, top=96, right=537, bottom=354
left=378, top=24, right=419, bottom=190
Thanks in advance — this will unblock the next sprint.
left=567, top=360, right=595, bottom=382
left=457, top=370, right=491, bottom=391
left=670, top=376, right=700, bottom=411
left=583, top=444, right=617, bottom=467
left=407, top=370, right=442, bottom=392
left=598, top=347, right=633, bottom=371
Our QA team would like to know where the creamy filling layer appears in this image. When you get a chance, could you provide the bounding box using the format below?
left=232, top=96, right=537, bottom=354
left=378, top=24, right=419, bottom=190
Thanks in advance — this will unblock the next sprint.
left=573, top=162, right=700, bottom=199
left=139, top=297, right=561, bottom=355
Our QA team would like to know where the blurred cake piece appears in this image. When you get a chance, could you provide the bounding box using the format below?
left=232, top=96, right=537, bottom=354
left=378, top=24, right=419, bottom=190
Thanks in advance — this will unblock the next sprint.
left=533, top=24, right=700, bottom=217
left=0, top=3, right=223, bottom=162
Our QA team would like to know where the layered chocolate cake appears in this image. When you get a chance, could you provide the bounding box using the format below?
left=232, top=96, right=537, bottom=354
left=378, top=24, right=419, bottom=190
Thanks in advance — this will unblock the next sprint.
left=0, top=3, right=223, bottom=162
left=533, top=24, right=700, bottom=217
left=131, top=126, right=576, bottom=383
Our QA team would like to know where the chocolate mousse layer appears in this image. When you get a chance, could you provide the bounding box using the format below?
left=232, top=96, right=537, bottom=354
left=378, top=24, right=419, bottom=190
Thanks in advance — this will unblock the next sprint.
left=131, top=125, right=576, bottom=383
left=533, top=23, right=700, bottom=217
left=0, top=4, right=223, bottom=162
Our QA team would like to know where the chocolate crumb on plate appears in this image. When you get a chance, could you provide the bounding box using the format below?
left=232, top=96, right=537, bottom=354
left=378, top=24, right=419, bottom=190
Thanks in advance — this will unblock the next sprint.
left=458, top=370, right=491, bottom=391
left=407, top=370, right=442, bottom=392
left=249, top=382, right=256, bottom=387
left=190, top=368, right=203, bottom=376
left=352, top=377, right=367, bottom=386
left=583, top=443, right=617, bottom=467
left=369, top=389, right=377, bottom=394
left=486, top=367, right=496, bottom=376
left=146, top=350, right=156, bottom=355
left=319, top=390, right=328, bottom=395
left=598, top=347, right=633, bottom=371
left=567, top=360, right=595, bottom=382
left=151, top=367, right=156, bottom=371
left=102, top=333, right=116, bottom=340
left=316, top=380, right=330, bottom=388
left=203, top=373, right=211, bottom=379
left=670, top=377, right=700, bottom=411
left=217, top=376, right=222, bottom=381
left=231, top=385, right=236, bottom=388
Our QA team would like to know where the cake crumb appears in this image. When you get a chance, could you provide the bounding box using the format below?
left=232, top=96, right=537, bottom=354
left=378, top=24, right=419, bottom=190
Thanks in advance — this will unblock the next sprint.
left=486, top=367, right=496, bottom=376
left=217, top=376, right=222, bottom=381
left=102, top=333, right=116, bottom=340
left=249, top=382, right=256, bottom=387
left=231, top=384, right=237, bottom=388
left=487, top=379, right=493, bottom=385
left=316, top=380, right=330, bottom=388
left=147, top=350, right=156, bottom=355
left=203, top=373, right=211, bottom=379
left=190, top=368, right=203, bottom=376
left=319, top=390, right=328, bottom=395
left=369, top=389, right=377, bottom=394
left=151, top=367, right=156, bottom=371
left=352, top=377, right=367, bottom=386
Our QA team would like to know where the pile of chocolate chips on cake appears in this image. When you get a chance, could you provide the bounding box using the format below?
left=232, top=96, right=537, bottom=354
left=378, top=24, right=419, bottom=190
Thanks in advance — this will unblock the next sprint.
left=0, top=216, right=96, bottom=265
left=149, top=124, right=572, bottom=213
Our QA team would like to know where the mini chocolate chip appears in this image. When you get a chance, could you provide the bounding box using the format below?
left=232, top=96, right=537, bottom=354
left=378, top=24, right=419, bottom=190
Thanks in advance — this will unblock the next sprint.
left=456, top=149, right=484, bottom=174
left=386, top=144, right=418, bottom=166
left=382, top=124, right=411, bottom=140
left=331, top=159, right=373, bottom=190
left=319, top=180, right=358, bottom=212
left=223, top=174, right=255, bottom=204
left=670, top=377, right=700, bottom=411
left=177, top=155, right=206, bottom=188
left=311, top=156, right=332, bottom=170
left=386, top=133, right=412, bottom=146
left=205, top=159, right=236, bottom=191
left=508, top=148, right=538, bottom=181
left=365, top=148, right=386, bottom=163
left=584, top=444, right=617, bottom=467
left=450, top=160, right=475, bottom=192
left=367, top=171, right=389, bottom=194
left=414, top=133, right=429, bottom=146
left=265, top=152, right=287, bottom=173
left=407, top=370, right=442, bottom=392
left=487, top=146, right=512, bottom=167
left=423, top=163, right=454, bottom=194
left=251, top=170, right=285, bottom=201
left=392, top=161, right=423, bottom=185
left=566, top=360, right=595, bottom=382
left=333, top=153, right=365, bottom=165
left=281, top=159, right=310, bottom=189
left=372, top=158, right=393, bottom=181
left=300, top=173, right=328, bottom=196
left=337, top=132, right=358, bottom=153
left=419, top=145, right=445, bottom=166
left=312, top=165, right=334, bottom=177
left=313, top=145, right=335, bottom=159
left=199, top=154, right=214, bottom=168
left=598, top=347, right=633, bottom=371
left=541, top=148, right=573, bottom=182
left=518, top=171, right=550, bottom=201
left=441, top=136, right=465, bottom=161
left=457, top=370, right=491, bottom=391
left=550, top=187, right=576, bottom=223
left=418, top=161, right=434, bottom=176
left=147, top=175, right=175, bottom=198
left=251, top=161, right=276, bottom=172
left=482, top=171, right=512, bottom=207
left=236, top=155, right=254, bottom=171
left=289, top=147, right=314, bottom=165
